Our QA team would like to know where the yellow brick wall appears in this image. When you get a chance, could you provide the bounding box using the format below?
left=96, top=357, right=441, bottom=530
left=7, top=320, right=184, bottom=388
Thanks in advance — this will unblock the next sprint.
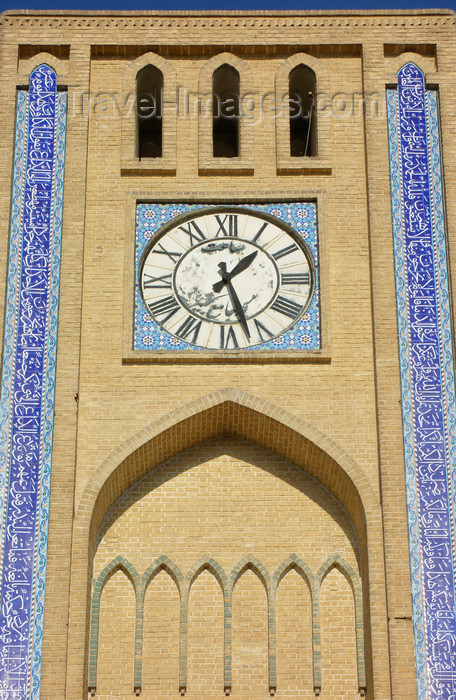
left=231, top=569, right=270, bottom=698
left=75, top=42, right=379, bottom=699
left=187, top=570, right=225, bottom=697
left=94, top=438, right=360, bottom=579
left=320, top=569, right=359, bottom=698
left=276, top=569, right=313, bottom=696
left=143, top=571, right=181, bottom=696
left=96, top=570, right=136, bottom=699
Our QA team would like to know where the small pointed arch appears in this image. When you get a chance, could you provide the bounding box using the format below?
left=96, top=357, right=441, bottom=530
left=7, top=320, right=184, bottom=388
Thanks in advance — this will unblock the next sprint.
left=27, top=63, right=58, bottom=96
left=199, top=53, right=254, bottom=172
left=317, top=554, right=366, bottom=692
left=396, top=61, right=425, bottom=87
left=94, top=555, right=140, bottom=594
left=273, top=553, right=315, bottom=593
left=186, top=556, right=228, bottom=598
left=136, top=64, right=163, bottom=159
left=275, top=53, right=331, bottom=173
left=386, top=53, right=436, bottom=84
left=121, top=52, right=177, bottom=172
left=230, top=555, right=270, bottom=694
left=140, top=555, right=183, bottom=694
left=212, top=63, right=240, bottom=158
left=230, top=555, right=270, bottom=594
left=317, top=553, right=359, bottom=590
left=89, top=556, right=139, bottom=693
left=29, top=64, right=57, bottom=92
left=289, top=64, right=317, bottom=157
left=141, top=555, right=183, bottom=597
left=18, top=54, right=67, bottom=84
left=186, top=557, right=226, bottom=695
left=273, top=555, right=319, bottom=691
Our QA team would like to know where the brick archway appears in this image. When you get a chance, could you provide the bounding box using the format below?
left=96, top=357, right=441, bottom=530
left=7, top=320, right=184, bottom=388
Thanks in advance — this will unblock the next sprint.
left=66, top=387, right=391, bottom=699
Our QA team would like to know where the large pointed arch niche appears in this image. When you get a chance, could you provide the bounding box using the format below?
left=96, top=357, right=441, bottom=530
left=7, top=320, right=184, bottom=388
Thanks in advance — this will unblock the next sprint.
left=67, top=388, right=391, bottom=699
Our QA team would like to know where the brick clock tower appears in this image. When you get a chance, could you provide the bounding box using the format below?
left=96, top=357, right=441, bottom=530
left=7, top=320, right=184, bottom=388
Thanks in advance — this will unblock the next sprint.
left=0, top=8, right=455, bottom=700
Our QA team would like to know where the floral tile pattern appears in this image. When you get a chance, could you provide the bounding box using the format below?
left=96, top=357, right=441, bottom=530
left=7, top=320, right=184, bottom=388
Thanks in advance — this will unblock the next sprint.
left=134, top=202, right=320, bottom=353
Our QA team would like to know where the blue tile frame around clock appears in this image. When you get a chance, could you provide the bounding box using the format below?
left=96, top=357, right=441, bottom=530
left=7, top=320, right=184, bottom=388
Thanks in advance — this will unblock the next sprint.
left=0, top=66, right=67, bottom=699
left=134, top=202, right=320, bottom=352
left=387, top=64, right=456, bottom=700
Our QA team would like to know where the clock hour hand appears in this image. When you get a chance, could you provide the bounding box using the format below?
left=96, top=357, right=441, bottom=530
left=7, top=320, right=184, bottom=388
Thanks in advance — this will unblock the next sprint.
left=212, top=251, right=258, bottom=294
left=225, top=279, right=250, bottom=340
left=212, top=263, right=228, bottom=294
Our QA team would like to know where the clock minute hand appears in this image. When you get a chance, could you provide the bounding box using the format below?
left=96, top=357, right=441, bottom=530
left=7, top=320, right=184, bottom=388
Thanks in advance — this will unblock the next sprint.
left=225, top=279, right=250, bottom=340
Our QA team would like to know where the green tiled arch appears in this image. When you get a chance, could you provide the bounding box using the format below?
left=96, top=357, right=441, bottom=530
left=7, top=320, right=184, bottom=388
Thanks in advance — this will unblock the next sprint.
left=89, top=556, right=140, bottom=694
left=317, top=553, right=366, bottom=692
left=272, top=554, right=319, bottom=692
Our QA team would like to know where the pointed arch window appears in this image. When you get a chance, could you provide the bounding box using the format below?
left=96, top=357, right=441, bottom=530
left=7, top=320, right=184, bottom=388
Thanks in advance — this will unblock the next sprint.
left=289, top=65, right=317, bottom=157
left=136, top=65, right=163, bottom=159
left=212, top=64, right=240, bottom=158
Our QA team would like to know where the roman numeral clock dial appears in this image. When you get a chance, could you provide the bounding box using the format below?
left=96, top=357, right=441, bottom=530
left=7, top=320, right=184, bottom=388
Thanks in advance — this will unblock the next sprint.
left=139, top=208, right=315, bottom=350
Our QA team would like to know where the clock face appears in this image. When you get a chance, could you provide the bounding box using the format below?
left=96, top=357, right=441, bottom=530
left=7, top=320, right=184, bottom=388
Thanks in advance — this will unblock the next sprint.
left=139, top=207, right=314, bottom=350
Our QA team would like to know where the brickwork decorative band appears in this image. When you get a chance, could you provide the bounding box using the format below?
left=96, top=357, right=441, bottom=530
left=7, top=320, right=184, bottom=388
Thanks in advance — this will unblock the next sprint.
left=89, top=552, right=364, bottom=694
left=387, top=63, right=456, bottom=700
left=0, top=65, right=67, bottom=699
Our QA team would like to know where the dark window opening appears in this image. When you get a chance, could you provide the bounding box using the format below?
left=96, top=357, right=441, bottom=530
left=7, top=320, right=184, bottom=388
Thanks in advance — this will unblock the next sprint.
left=289, top=65, right=317, bottom=157
left=137, top=66, right=163, bottom=159
left=213, top=64, right=240, bottom=158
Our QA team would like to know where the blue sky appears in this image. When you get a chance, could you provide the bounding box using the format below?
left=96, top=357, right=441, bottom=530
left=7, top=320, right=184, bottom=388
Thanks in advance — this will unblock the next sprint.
left=1, top=1, right=455, bottom=12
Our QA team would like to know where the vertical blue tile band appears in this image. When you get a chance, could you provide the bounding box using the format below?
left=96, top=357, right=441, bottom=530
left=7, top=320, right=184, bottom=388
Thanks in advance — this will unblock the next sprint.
left=388, top=63, right=456, bottom=699
left=0, top=65, right=67, bottom=699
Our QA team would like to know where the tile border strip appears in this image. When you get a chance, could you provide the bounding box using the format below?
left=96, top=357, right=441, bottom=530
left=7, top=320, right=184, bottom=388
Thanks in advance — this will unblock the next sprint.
left=0, top=65, right=67, bottom=699
left=387, top=63, right=456, bottom=700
